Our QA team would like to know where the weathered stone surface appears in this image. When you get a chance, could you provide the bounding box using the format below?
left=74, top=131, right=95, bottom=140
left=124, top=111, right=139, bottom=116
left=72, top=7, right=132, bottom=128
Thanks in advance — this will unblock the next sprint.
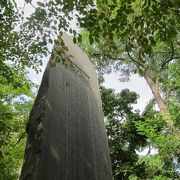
left=20, top=34, right=112, bottom=180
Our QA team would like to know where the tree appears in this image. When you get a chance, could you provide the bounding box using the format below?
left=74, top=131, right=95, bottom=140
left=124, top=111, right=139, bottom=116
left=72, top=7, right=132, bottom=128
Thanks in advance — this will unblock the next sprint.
left=1, top=0, right=179, bottom=179
left=0, top=67, right=35, bottom=179
left=0, top=0, right=96, bottom=72
left=0, top=1, right=38, bottom=178
left=100, top=86, right=148, bottom=179
left=79, top=0, right=180, bottom=132
left=101, top=86, right=180, bottom=179
left=135, top=101, right=180, bottom=179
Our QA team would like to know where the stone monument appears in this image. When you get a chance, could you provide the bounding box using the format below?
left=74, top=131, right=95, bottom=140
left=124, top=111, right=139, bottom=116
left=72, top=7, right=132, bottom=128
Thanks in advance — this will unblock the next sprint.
left=20, top=34, right=112, bottom=180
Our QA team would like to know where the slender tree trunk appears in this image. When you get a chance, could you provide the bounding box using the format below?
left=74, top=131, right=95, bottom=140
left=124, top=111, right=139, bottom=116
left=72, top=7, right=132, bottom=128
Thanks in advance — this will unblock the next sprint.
left=144, top=69, right=174, bottom=130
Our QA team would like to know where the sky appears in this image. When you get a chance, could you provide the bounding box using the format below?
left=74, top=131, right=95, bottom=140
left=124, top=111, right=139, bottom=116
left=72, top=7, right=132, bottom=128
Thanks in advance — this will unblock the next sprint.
left=103, top=73, right=153, bottom=112
left=17, top=0, right=153, bottom=113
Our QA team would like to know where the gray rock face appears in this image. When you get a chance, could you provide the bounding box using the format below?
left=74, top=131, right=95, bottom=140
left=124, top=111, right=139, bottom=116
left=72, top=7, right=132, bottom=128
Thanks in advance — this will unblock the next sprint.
left=20, top=34, right=112, bottom=180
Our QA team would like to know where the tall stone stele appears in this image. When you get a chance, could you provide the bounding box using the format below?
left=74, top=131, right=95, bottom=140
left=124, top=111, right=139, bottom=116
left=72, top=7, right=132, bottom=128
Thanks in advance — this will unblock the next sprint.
left=20, top=34, right=112, bottom=180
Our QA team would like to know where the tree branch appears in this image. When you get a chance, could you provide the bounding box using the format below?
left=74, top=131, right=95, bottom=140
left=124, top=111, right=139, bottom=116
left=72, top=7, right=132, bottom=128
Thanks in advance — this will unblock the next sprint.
left=170, top=43, right=175, bottom=60
left=160, top=56, right=180, bottom=70
left=157, top=1, right=180, bottom=14
left=176, top=40, right=180, bottom=46
left=125, top=38, right=147, bottom=69
left=126, top=47, right=146, bottom=69
left=14, top=132, right=26, bottom=147
left=160, top=43, right=180, bottom=70
left=30, top=2, right=36, bottom=9
left=146, top=144, right=151, bottom=155
left=12, top=0, right=18, bottom=11
left=93, top=53, right=125, bottom=61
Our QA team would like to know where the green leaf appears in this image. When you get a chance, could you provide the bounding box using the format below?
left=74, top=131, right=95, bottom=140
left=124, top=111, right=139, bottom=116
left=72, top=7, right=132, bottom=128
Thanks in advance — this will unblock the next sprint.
left=37, top=1, right=45, bottom=7
left=51, top=26, right=57, bottom=30
left=77, top=34, right=82, bottom=43
left=89, top=34, right=93, bottom=45
left=69, top=28, right=72, bottom=34
left=73, top=30, right=76, bottom=35
left=49, top=38, right=53, bottom=44
left=90, top=9, right=98, bottom=14
left=73, top=36, right=76, bottom=44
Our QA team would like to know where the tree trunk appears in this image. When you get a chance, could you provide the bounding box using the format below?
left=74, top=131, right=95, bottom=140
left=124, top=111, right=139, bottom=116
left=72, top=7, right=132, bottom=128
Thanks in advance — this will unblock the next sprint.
left=144, top=70, right=175, bottom=130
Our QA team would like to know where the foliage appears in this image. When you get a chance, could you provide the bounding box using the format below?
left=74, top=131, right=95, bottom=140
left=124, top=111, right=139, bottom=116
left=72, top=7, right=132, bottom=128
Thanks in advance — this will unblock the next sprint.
left=101, top=86, right=139, bottom=119
left=161, top=59, right=180, bottom=102
left=80, top=0, right=180, bottom=50
left=79, top=0, right=180, bottom=85
left=1, top=1, right=179, bottom=80
left=101, top=86, right=180, bottom=179
left=135, top=102, right=180, bottom=179
left=0, top=0, right=96, bottom=75
left=0, top=67, right=35, bottom=179
left=0, top=0, right=180, bottom=179
left=101, top=86, right=147, bottom=179
left=79, top=0, right=180, bottom=131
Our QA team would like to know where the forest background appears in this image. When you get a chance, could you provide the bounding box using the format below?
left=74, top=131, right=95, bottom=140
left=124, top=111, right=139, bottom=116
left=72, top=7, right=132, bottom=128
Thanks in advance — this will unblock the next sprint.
left=0, top=0, right=179, bottom=179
